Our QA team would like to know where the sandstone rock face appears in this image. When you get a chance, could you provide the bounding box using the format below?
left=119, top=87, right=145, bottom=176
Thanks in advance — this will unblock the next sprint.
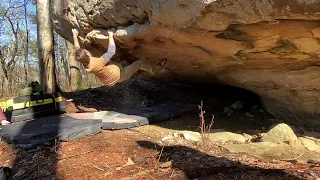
left=52, top=0, right=320, bottom=129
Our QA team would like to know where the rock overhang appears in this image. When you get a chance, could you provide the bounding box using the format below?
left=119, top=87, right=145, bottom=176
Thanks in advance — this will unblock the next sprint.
left=52, top=0, right=320, bottom=130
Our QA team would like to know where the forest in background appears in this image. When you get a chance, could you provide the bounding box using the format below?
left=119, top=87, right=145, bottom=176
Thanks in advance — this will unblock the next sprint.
left=0, top=0, right=101, bottom=99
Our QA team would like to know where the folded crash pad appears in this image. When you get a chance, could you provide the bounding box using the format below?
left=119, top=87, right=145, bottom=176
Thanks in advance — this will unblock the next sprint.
left=67, top=104, right=195, bottom=130
left=0, top=92, right=66, bottom=122
left=67, top=112, right=149, bottom=130
left=0, top=115, right=102, bottom=148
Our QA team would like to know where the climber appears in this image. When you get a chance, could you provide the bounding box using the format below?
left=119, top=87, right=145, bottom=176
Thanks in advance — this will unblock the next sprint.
left=71, top=28, right=167, bottom=86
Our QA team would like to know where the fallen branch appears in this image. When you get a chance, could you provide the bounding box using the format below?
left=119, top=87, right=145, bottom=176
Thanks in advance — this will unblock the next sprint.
left=169, top=169, right=175, bottom=178
left=148, top=173, right=156, bottom=180
left=279, top=152, right=305, bottom=162
left=154, top=145, right=165, bottom=168
left=57, top=150, right=95, bottom=160
left=104, top=162, right=113, bottom=170
left=90, top=163, right=105, bottom=171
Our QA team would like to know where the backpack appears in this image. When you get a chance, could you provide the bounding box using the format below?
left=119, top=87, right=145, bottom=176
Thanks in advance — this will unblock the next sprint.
left=19, top=81, right=44, bottom=96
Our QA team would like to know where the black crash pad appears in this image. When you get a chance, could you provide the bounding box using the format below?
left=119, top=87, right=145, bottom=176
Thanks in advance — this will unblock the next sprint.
left=0, top=115, right=102, bottom=148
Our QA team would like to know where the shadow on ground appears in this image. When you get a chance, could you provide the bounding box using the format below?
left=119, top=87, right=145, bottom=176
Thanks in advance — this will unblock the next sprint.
left=1, top=118, right=62, bottom=179
left=136, top=140, right=302, bottom=179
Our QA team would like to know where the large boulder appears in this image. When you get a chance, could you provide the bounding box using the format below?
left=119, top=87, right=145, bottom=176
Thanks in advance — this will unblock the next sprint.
left=261, top=123, right=300, bottom=147
left=221, top=142, right=320, bottom=163
left=52, top=0, right=320, bottom=129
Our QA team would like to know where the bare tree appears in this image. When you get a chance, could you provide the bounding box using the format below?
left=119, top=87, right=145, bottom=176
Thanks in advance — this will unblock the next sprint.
left=23, top=0, right=29, bottom=84
left=1, top=9, right=19, bottom=81
left=0, top=1, right=21, bottom=95
left=36, top=0, right=57, bottom=93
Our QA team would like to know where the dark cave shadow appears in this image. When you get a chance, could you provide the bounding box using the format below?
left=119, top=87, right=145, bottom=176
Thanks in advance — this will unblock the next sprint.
left=62, top=78, right=264, bottom=111
left=2, top=119, right=62, bottom=180
left=62, top=78, right=278, bottom=132
left=136, top=140, right=301, bottom=180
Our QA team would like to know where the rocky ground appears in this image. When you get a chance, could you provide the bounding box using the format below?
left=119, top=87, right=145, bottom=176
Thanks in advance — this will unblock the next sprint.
left=1, top=78, right=320, bottom=179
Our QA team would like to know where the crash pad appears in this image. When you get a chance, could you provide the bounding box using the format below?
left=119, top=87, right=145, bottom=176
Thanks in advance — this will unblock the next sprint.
left=67, top=104, right=195, bottom=130
left=1, top=92, right=66, bottom=123
left=67, top=111, right=149, bottom=130
left=0, top=115, right=102, bottom=148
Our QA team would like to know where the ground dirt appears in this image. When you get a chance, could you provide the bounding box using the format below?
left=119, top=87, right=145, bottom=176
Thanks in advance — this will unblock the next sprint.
left=1, top=78, right=320, bottom=179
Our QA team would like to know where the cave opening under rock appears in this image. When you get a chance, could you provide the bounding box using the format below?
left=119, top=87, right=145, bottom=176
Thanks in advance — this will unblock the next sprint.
left=154, top=80, right=277, bottom=132
left=181, top=81, right=263, bottom=112
left=66, top=78, right=279, bottom=132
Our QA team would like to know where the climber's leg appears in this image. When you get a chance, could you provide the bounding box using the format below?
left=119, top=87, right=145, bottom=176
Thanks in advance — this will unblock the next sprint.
left=119, top=59, right=167, bottom=82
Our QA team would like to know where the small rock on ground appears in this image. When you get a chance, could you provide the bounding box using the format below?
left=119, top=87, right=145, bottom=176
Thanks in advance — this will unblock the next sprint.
left=159, top=161, right=172, bottom=168
left=209, top=129, right=245, bottom=143
left=261, top=123, right=300, bottom=147
left=298, top=137, right=320, bottom=152
left=230, top=101, right=243, bottom=110
left=242, top=133, right=254, bottom=142
left=224, top=107, right=234, bottom=116
left=126, top=158, right=135, bottom=166
left=179, top=131, right=201, bottom=141
left=245, top=112, right=254, bottom=118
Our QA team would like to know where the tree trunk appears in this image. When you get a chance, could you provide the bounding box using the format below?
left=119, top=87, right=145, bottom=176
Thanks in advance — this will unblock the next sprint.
left=24, top=1, right=29, bottom=84
left=61, top=40, right=70, bottom=88
left=1, top=76, right=4, bottom=97
left=67, top=41, right=82, bottom=91
left=36, top=0, right=57, bottom=93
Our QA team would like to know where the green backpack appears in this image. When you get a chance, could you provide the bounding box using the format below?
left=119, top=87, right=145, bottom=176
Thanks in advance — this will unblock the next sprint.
left=19, top=81, right=44, bottom=96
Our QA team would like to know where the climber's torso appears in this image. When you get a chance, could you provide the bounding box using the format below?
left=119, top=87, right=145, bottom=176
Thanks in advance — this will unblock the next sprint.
left=86, top=56, right=121, bottom=86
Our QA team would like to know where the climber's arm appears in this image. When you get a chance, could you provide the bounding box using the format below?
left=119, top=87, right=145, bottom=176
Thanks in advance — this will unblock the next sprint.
left=102, top=31, right=116, bottom=64
left=72, top=28, right=80, bottom=50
